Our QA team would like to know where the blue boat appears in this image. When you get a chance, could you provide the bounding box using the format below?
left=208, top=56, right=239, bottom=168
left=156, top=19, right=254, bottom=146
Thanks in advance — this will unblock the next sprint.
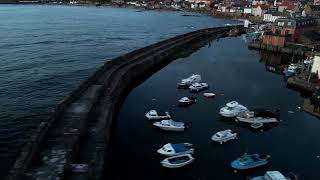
left=231, top=153, right=270, bottom=170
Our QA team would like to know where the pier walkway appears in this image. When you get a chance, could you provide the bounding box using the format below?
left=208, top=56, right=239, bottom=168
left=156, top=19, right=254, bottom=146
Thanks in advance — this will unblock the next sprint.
left=7, top=25, right=242, bottom=180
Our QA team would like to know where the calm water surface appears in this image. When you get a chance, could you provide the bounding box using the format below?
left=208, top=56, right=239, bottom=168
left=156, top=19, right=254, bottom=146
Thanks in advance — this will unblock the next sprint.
left=106, top=37, right=320, bottom=180
left=0, top=5, right=237, bottom=177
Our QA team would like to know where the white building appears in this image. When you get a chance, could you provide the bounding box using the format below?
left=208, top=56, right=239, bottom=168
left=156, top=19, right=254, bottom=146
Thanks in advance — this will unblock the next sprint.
left=263, top=13, right=286, bottom=22
left=252, top=5, right=269, bottom=16
left=312, top=55, right=320, bottom=78
left=243, top=7, right=252, bottom=14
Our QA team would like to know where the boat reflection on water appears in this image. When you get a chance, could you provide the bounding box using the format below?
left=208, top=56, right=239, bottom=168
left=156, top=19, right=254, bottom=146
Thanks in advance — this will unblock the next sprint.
left=260, top=51, right=289, bottom=75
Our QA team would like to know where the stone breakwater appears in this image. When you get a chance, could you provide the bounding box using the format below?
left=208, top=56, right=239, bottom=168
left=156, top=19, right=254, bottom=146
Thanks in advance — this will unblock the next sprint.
left=7, top=25, right=242, bottom=180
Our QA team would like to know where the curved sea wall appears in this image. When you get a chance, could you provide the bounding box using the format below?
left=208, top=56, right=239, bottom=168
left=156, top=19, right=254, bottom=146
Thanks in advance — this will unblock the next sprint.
left=7, top=25, right=242, bottom=180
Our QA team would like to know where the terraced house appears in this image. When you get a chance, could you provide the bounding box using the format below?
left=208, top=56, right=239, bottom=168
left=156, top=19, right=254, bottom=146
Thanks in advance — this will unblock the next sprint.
left=262, top=17, right=317, bottom=47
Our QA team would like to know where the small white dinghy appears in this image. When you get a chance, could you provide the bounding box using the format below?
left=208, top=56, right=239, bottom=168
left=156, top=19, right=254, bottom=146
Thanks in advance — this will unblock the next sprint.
left=157, top=143, right=194, bottom=156
left=203, top=92, right=215, bottom=98
left=145, top=110, right=171, bottom=120
left=153, top=120, right=185, bottom=131
left=161, top=154, right=195, bottom=168
left=211, top=129, right=238, bottom=144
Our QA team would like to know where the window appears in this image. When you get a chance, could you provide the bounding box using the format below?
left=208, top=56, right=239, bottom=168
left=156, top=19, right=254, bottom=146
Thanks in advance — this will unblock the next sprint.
left=285, top=30, right=290, bottom=36
left=288, top=22, right=291, bottom=26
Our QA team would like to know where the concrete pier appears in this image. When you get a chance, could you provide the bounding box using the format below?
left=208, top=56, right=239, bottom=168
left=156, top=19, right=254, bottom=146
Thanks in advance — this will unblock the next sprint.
left=7, top=25, right=242, bottom=180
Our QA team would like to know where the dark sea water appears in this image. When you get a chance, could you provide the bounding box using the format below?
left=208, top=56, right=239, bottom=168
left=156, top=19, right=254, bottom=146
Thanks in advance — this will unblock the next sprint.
left=0, top=4, right=238, bottom=177
left=106, top=37, right=320, bottom=180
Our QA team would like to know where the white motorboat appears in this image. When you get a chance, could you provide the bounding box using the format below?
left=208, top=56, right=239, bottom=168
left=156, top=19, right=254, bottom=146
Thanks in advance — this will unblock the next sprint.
left=250, top=171, right=292, bottom=180
left=157, top=143, right=194, bottom=156
left=236, top=109, right=279, bottom=124
left=211, top=129, right=238, bottom=144
left=304, top=58, right=313, bottom=65
left=219, top=101, right=248, bottom=117
left=177, top=74, right=201, bottom=88
left=153, top=120, right=185, bottom=131
left=203, top=92, right=215, bottom=98
left=178, top=97, right=196, bottom=106
left=160, top=154, right=195, bottom=168
left=284, top=63, right=302, bottom=76
left=145, top=110, right=171, bottom=120
left=189, top=82, right=209, bottom=93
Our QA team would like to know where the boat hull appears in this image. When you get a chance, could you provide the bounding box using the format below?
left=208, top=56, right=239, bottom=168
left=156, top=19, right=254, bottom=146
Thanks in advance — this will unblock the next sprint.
left=231, top=160, right=268, bottom=170
left=211, top=135, right=237, bottom=144
left=161, top=155, right=195, bottom=168
left=236, top=117, right=278, bottom=123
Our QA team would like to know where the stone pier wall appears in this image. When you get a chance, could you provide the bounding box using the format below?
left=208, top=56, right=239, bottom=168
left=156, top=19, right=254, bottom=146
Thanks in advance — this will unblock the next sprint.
left=7, top=25, right=242, bottom=180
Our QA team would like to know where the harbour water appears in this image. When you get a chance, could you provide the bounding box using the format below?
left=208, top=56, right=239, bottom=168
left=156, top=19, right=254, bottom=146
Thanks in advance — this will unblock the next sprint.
left=105, top=37, right=320, bottom=179
left=0, top=5, right=237, bottom=177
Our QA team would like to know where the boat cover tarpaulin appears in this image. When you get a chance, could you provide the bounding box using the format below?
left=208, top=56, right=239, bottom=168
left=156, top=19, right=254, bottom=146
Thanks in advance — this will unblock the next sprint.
left=172, top=144, right=189, bottom=153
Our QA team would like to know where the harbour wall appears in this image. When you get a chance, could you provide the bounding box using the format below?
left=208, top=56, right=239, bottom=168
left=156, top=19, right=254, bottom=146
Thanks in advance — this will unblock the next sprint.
left=248, top=41, right=315, bottom=57
left=7, top=25, right=241, bottom=180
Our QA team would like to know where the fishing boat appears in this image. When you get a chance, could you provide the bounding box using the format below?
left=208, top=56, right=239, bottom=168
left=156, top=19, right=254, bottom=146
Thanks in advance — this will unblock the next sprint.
left=231, top=153, right=271, bottom=170
left=236, top=109, right=280, bottom=124
left=211, top=129, right=237, bottom=144
left=189, top=82, right=209, bottom=93
left=157, top=143, right=194, bottom=156
left=250, top=171, right=294, bottom=180
left=178, top=97, right=196, bottom=106
left=145, top=110, right=171, bottom=120
left=161, top=154, right=195, bottom=168
left=153, top=119, right=185, bottom=131
left=203, top=92, right=215, bottom=98
left=177, top=74, right=201, bottom=88
left=283, top=64, right=302, bottom=77
left=219, top=101, right=248, bottom=117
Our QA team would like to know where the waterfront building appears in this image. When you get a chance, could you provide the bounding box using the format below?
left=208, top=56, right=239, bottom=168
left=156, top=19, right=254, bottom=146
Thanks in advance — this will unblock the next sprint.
left=243, top=7, right=252, bottom=14
left=262, top=17, right=317, bottom=47
left=263, top=11, right=286, bottom=22
left=311, top=54, right=320, bottom=79
left=252, top=4, right=270, bottom=16
left=304, top=5, right=320, bottom=16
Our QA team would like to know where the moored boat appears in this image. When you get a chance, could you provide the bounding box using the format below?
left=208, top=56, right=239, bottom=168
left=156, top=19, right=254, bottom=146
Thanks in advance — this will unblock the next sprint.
left=189, top=82, right=209, bottom=93
left=178, top=97, right=196, bottom=106
left=157, top=143, right=194, bottom=156
left=236, top=109, right=280, bottom=124
left=211, top=129, right=237, bottom=144
left=250, top=171, right=294, bottom=180
left=153, top=119, right=185, bottom=131
left=283, top=64, right=302, bottom=77
left=145, top=110, right=171, bottom=120
left=161, top=154, right=195, bottom=168
left=231, top=153, right=271, bottom=170
left=203, top=92, right=215, bottom=98
left=219, top=101, right=248, bottom=117
left=228, top=29, right=239, bottom=37
left=177, top=74, right=201, bottom=88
